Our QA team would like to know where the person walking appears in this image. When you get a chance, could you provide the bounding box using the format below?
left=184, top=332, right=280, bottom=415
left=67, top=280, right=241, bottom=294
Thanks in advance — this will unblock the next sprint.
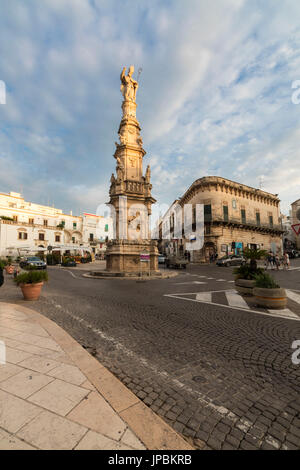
left=266, top=252, right=273, bottom=270
left=284, top=252, right=290, bottom=270
left=275, top=254, right=280, bottom=271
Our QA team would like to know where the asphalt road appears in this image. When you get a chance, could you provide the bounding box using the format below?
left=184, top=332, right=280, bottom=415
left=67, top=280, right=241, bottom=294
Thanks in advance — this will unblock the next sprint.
left=1, top=261, right=300, bottom=450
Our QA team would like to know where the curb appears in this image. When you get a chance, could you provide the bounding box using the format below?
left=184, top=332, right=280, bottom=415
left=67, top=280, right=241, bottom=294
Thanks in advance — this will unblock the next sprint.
left=0, top=302, right=193, bottom=451
left=82, top=271, right=179, bottom=280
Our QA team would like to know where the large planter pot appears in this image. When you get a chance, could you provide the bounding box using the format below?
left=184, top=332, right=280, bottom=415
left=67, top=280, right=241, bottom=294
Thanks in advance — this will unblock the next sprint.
left=20, top=282, right=44, bottom=301
left=253, top=287, right=287, bottom=309
left=235, top=279, right=255, bottom=296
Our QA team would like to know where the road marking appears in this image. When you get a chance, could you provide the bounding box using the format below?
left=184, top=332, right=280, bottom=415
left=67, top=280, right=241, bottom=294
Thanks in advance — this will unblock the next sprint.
left=268, top=308, right=298, bottom=319
left=164, top=291, right=300, bottom=322
left=216, top=279, right=226, bottom=282
left=175, top=281, right=207, bottom=285
left=65, top=269, right=80, bottom=279
left=226, top=291, right=250, bottom=309
left=196, top=292, right=212, bottom=302
left=286, top=289, right=300, bottom=304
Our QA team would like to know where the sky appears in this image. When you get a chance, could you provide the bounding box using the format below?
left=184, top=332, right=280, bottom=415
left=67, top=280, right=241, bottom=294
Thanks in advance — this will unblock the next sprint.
left=0, top=0, right=300, bottom=216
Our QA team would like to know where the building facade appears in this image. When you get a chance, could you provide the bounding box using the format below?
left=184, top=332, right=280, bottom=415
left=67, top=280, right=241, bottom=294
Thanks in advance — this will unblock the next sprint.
left=291, top=199, right=300, bottom=250
left=159, top=177, right=284, bottom=263
left=0, top=191, right=112, bottom=258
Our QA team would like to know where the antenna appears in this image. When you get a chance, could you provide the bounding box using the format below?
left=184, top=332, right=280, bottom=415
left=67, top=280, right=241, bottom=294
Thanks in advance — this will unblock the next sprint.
left=259, top=175, right=264, bottom=190
left=137, top=67, right=142, bottom=82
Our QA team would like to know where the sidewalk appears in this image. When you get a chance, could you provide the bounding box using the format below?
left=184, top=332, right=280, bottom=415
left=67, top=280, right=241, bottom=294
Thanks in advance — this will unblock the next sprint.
left=0, top=302, right=193, bottom=450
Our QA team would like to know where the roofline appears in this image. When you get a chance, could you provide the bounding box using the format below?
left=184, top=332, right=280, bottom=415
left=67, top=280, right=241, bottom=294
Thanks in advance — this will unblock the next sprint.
left=180, top=176, right=281, bottom=203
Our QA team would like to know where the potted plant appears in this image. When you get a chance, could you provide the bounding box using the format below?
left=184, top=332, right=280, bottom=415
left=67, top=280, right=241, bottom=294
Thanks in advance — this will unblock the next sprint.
left=4, top=256, right=14, bottom=274
left=243, top=247, right=268, bottom=271
left=14, top=269, right=48, bottom=301
left=253, top=272, right=287, bottom=309
left=62, top=256, right=77, bottom=267
left=233, top=264, right=264, bottom=296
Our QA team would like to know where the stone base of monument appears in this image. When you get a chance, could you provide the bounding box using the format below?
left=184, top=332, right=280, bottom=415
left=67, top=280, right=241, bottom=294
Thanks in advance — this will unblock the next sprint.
left=84, top=240, right=178, bottom=280
left=106, top=239, right=159, bottom=273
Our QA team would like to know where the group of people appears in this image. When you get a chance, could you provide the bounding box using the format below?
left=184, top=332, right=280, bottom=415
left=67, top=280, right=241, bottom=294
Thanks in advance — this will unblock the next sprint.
left=265, top=251, right=290, bottom=270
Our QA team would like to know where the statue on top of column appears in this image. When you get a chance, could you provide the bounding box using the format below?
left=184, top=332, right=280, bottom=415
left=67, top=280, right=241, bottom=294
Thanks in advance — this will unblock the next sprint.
left=120, top=66, right=138, bottom=102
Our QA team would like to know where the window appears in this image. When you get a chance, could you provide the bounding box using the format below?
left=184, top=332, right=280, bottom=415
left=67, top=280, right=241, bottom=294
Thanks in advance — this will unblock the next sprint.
left=256, top=212, right=260, bottom=226
left=13, top=215, right=18, bottom=222
left=29, top=218, right=34, bottom=225
left=269, top=215, right=273, bottom=227
left=89, top=233, right=94, bottom=241
left=223, top=206, right=229, bottom=222
left=205, top=224, right=211, bottom=235
left=241, top=209, right=246, bottom=224
left=72, top=237, right=75, bottom=243
left=55, top=235, right=60, bottom=242
left=73, top=222, right=77, bottom=229
left=43, top=220, right=48, bottom=227
left=18, top=232, right=27, bottom=240
left=105, top=224, right=109, bottom=232
left=204, top=204, right=212, bottom=222
left=39, top=233, right=45, bottom=241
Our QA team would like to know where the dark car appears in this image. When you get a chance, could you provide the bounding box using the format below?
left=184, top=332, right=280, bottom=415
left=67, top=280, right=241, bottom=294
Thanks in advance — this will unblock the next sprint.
left=165, top=255, right=189, bottom=269
left=158, top=253, right=166, bottom=264
left=20, top=256, right=47, bottom=270
left=216, top=254, right=245, bottom=267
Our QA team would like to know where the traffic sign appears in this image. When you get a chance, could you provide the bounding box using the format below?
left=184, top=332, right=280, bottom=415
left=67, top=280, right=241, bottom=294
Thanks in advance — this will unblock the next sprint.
left=292, top=224, right=300, bottom=236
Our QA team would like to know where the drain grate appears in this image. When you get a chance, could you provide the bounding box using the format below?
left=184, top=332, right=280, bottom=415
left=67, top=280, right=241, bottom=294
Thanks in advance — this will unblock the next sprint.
left=192, top=375, right=207, bottom=383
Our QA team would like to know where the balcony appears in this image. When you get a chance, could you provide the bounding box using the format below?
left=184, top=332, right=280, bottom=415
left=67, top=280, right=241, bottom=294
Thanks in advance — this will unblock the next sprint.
left=211, top=216, right=284, bottom=233
left=0, top=219, right=63, bottom=230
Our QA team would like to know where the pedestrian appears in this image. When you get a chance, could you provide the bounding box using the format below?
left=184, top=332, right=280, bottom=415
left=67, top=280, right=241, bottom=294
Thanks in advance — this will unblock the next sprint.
left=284, top=252, right=290, bottom=270
left=266, top=252, right=273, bottom=270
left=275, top=254, right=280, bottom=271
left=271, top=254, right=276, bottom=270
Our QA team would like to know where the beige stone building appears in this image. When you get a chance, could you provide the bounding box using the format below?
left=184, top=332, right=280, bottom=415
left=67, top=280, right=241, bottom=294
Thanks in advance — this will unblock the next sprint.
left=160, top=176, right=284, bottom=263
left=291, top=199, right=300, bottom=250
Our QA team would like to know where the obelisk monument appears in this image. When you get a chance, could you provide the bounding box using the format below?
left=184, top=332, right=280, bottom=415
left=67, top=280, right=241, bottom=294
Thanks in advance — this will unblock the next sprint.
left=105, top=66, right=159, bottom=274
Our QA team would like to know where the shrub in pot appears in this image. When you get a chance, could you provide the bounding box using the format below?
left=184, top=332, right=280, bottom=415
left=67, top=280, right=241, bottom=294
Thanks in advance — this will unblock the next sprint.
left=243, top=248, right=268, bottom=271
left=233, top=265, right=264, bottom=296
left=253, top=272, right=286, bottom=309
left=14, top=270, right=48, bottom=301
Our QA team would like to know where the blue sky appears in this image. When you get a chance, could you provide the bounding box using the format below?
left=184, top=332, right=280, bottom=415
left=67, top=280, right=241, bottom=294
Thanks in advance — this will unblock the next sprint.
left=0, top=0, right=300, bottom=215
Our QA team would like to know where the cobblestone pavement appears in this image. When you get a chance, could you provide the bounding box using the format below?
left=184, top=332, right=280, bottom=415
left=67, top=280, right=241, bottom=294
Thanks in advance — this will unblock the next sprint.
left=1, top=261, right=300, bottom=450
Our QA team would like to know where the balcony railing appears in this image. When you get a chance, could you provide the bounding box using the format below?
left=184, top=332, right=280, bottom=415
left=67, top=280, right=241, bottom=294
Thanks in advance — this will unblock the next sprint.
left=211, top=216, right=283, bottom=232
left=0, top=219, right=63, bottom=230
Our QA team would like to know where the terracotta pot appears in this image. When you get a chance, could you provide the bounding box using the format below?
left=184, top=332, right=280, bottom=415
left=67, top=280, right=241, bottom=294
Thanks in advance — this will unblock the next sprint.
left=5, top=265, right=14, bottom=274
left=253, top=287, right=287, bottom=309
left=20, top=282, right=43, bottom=301
left=235, top=279, right=255, bottom=296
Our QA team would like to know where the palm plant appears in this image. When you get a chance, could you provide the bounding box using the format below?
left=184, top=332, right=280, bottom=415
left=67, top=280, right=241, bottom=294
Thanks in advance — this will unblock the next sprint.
left=243, top=247, right=268, bottom=271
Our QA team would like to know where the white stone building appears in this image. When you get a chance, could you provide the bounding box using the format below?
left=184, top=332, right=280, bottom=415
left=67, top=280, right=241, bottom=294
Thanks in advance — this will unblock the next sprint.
left=0, top=191, right=112, bottom=258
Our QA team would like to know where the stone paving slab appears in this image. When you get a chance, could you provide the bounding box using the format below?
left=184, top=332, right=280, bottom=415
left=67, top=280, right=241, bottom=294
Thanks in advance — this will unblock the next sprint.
left=0, top=302, right=193, bottom=450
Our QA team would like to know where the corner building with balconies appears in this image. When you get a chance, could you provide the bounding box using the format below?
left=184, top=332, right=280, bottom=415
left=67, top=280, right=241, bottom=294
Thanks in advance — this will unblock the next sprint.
left=179, top=176, right=284, bottom=263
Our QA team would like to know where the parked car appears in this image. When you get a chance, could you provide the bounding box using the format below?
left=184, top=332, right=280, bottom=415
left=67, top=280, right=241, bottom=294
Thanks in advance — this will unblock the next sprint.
left=286, top=249, right=299, bottom=259
left=216, top=254, right=245, bottom=267
left=158, top=253, right=166, bottom=264
left=165, top=255, right=189, bottom=269
left=19, top=256, right=47, bottom=270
